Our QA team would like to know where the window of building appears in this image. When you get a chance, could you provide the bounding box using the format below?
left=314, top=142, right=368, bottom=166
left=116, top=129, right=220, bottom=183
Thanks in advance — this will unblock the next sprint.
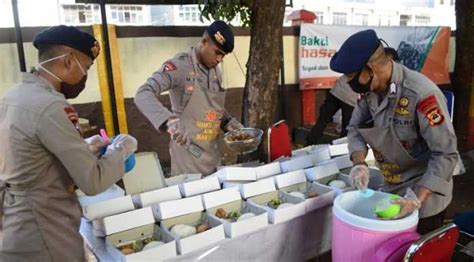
left=109, top=5, right=144, bottom=24
left=315, top=11, right=324, bottom=24
left=400, top=14, right=410, bottom=26
left=415, top=15, right=430, bottom=25
left=332, top=12, right=347, bottom=25
left=62, top=4, right=100, bottom=25
left=353, top=13, right=368, bottom=26
left=177, top=4, right=202, bottom=24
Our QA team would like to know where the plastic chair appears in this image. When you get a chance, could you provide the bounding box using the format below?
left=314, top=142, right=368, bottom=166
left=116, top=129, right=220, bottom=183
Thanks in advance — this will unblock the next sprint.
left=442, top=90, right=454, bottom=121
left=403, top=223, right=459, bottom=262
left=267, top=120, right=292, bottom=162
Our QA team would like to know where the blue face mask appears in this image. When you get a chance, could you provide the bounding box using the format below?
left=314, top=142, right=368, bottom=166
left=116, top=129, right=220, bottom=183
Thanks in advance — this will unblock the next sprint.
left=348, top=69, right=373, bottom=94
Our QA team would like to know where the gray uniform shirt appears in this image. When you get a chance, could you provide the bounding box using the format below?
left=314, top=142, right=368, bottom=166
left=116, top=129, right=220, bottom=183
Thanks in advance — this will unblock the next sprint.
left=348, top=63, right=458, bottom=217
left=0, top=73, right=124, bottom=261
left=134, top=47, right=232, bottom=131
left=329, top=75, right=358, bottom=107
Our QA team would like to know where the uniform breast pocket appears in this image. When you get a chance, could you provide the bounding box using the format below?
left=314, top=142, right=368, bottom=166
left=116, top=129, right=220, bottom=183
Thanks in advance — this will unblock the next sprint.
left=394, top=124, right=418, bottom=153
left=181, top=92, right=193, bottom=108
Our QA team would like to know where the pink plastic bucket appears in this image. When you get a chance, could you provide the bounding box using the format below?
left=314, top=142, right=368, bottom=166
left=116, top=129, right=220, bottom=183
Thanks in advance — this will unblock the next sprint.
left=332, top=191, right=418, bottom=261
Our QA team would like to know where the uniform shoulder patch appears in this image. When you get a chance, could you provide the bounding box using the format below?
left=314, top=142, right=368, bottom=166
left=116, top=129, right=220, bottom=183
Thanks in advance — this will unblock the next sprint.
left=162, top=61, right=177, bottom=72
left=417, top=95, right=438, bottom=114
left=417, top=95, right=445, bottom=126
left=64, top=107, right=79, bottom=124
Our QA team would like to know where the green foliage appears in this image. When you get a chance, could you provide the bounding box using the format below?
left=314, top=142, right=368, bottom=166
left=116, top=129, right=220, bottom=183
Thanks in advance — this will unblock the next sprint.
left=197, top=0, right=253, bottom=27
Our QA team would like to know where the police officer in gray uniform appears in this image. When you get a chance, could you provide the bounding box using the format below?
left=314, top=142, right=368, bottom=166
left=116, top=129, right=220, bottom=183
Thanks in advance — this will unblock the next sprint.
left=331, top=30, right=458, bottom=234
left=306, top=48, right=399, bottom=146
left=135, top=21, right=242, bottom=177
left=0, top=26, right=138, bottom=261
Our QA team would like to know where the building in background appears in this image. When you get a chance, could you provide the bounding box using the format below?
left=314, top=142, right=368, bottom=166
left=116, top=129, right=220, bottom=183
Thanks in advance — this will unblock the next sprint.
left=0, top=0, right=456, bottom=28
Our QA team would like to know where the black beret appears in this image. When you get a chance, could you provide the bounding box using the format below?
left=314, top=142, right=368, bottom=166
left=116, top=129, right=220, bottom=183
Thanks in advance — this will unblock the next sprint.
left=330, top=29, right=380, bottom=74
left=33, top=25, right=100, bottom=60
left=206, top=20, right=234, bottom=53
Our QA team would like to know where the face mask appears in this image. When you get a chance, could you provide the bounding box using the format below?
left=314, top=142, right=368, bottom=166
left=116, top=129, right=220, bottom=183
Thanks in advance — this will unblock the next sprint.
left=38, top=53, right=87, bottom=99
left=348, top=69, right=373, bottom=94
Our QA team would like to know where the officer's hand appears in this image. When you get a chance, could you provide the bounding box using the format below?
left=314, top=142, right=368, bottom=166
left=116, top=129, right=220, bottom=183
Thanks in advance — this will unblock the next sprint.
left=390, top=188, right=421, bottom=219
left=84, top=135, right=109, bottom=156
left=166, top=117, right=189, bottom=145
left=349, top=163, right=369, bottom=192
left=225, top=118, right=244, bottom=132
left=106, top=134, right=138, bottom=160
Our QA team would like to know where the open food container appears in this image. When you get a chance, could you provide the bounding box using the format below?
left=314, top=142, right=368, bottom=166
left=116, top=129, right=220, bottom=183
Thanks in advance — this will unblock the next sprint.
left=315, top=173, right=353, bottom=195
left=279, top=182, right=335, bottom=213
left=132, top=185, right=182, bottom=208
left=93, top=207, right=155, bottom=237
left=83, top=194, right=135, bottom=222
left=247, top=190, right=306, bottom=224
left=203, top=188, right=268, bottom=238
left=105, top=223, right=177, bottom=261
left=178, top=176, right=221, bottom=197
left=160, top=212, right=225, bottom=255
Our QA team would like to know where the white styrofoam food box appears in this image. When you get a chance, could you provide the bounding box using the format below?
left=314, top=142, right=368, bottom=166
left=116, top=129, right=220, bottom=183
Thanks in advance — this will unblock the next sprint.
left=333, top=154, right=352, bottom=170
left=315, top=173, right=353, bottom=195
left=291, top=146, right=312, bottom=157
left=106, top=223, right=177, bottom=261
left=255, top=162, right=282, bottom=180
left=83, top=195, right=135, bottom=221
left=122, top=152, right=167, bottom=195
left=203, top=187, right=268, bottom=238
left=280, top=155, right=314, bottom=173
left=207, top=200, right=268, bottom=238
left=133, top=185, right=182, bottom=208
left=328, top=144, right=349, bottom=157
left=161, top=212, right=225, bottom=255
left=307, top=147, right=331, bottom=165
left=273, top=170, right=307, bottom=189
left=76, top=184, right=124, bottom=207
left=332, top=136, right=348, bottom=145
left=279, top=182, right=335, bottom=213
left=304, top=160, right=340, bottom=181
left=201, top=187, right=241, bottom=210
left=213, top=167, right=257, bottom=183
left=93, top=207, right=155, bottom=236
left=178, top=176, right=221, bottom=197
left=247, top=191, right=306, bottom=224
left=153, top=195, right=204, bottom=221
left=165, top=173, right=202, bottom=187
left=239, top=178, right=276, bottom=199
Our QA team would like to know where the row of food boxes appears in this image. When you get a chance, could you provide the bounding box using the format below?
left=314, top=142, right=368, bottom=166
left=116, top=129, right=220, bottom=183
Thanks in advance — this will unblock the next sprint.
left=81, top=165, right=359, bottom=260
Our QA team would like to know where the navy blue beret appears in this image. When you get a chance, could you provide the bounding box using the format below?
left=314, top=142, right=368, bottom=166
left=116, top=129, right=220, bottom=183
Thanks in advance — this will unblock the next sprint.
left=33, top=25, right=99, bottom=60
left=330, top=29, right=380, bottom=74
left=206, top=20, right=234, bottom=53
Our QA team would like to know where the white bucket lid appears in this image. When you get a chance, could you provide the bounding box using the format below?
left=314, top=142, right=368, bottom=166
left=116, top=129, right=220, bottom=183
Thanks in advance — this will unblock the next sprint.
left=333, top=190, right=419, bottom=232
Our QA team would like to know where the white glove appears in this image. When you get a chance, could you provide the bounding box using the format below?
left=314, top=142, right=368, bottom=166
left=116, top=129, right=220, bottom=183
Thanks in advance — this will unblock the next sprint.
left=84, top=135, right=108, bottom=156
left=225, top=118, right=244, bottom=132
left=106, top=134, right=138, bottom=160
left=390, top=188, right=421, bottom=219
left=349, top=163, right=370, bottom=192
left=166, top=117, right=190, bottom=145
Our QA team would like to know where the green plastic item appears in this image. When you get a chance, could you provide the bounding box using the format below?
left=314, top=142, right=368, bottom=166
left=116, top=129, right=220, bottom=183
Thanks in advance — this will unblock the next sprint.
left=374, top=194, right=401, bottom=219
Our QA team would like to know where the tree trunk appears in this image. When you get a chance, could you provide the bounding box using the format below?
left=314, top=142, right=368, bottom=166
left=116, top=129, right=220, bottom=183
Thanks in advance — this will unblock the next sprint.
left=241, top=0, right=286, bottom=161
left=453, top=0, right=473, bottom=151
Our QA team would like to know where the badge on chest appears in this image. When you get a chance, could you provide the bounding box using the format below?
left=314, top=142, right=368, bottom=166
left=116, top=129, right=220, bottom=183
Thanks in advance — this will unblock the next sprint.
left=395, top=96, right=411, bottom=116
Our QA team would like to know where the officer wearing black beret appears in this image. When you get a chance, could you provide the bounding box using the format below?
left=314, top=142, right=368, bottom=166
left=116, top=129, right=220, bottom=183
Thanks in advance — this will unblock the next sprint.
left=335, top=29, right=459, bottom=234
left=135, top=20, right=244, bottom=177
left=0, top=25, right=137, bottom=261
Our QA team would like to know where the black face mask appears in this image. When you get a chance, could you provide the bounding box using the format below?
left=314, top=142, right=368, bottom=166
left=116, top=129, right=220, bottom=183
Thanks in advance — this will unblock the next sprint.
left=60, top=75, right=87, bottom=99
left=348, top=70, right=373, bottom=94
